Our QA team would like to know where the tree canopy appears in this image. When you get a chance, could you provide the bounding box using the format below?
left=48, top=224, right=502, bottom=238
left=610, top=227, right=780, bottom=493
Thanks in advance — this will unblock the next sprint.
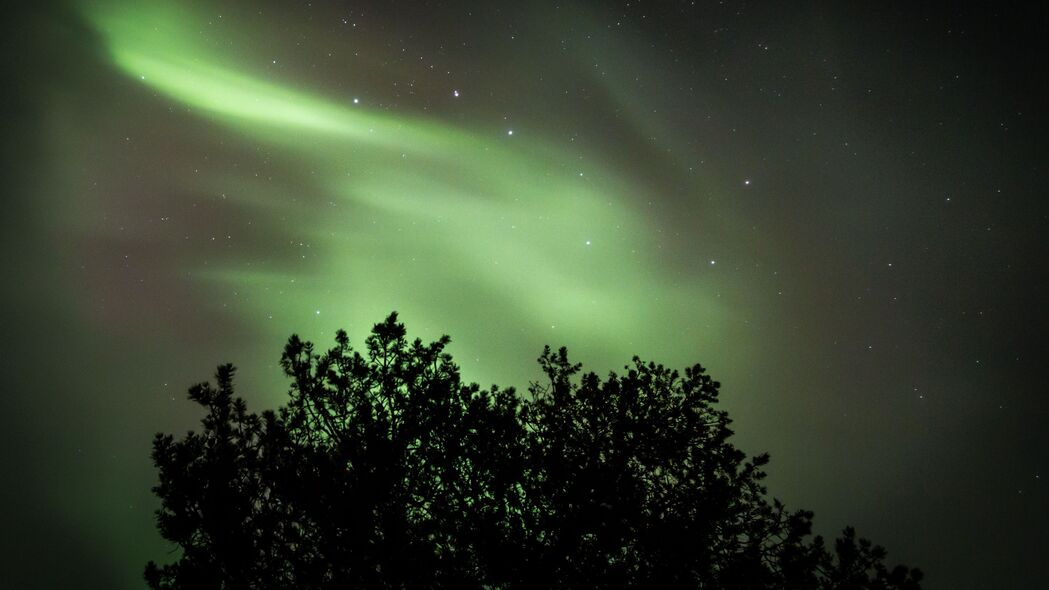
left=145, top=313, right=922, bottom=589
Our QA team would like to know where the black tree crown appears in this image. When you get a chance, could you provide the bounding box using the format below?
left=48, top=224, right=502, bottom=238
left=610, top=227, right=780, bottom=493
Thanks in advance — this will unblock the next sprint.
left=145, top=312, right=922, bottom=589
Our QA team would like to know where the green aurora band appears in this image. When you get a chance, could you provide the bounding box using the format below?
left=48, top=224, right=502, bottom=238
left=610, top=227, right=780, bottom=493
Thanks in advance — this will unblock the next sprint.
left=79, top=0, right=744, bottom=388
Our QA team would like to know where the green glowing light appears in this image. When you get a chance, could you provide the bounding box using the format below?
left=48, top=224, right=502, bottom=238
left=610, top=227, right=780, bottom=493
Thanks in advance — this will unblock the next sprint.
left=82, top=0, right=733, bottom=386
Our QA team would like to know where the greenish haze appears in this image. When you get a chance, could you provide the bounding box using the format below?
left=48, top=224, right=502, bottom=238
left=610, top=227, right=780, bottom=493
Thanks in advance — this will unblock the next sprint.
left=81, top=0, right=740, bottom=389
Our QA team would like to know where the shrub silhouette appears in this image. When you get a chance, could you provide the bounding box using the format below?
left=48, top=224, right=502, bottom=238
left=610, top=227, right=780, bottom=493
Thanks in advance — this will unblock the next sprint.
left=145, top=313, right=922, bottom=589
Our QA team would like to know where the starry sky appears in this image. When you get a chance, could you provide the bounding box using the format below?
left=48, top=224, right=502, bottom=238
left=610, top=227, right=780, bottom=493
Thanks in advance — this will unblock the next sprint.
left=2, top=1, right=1046, bottom=588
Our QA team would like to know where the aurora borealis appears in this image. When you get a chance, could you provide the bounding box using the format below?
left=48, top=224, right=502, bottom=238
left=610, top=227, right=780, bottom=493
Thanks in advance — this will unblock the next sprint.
left=82, top=0, right=735, bottom=387
left=2, top=1, right=1046, bottom=588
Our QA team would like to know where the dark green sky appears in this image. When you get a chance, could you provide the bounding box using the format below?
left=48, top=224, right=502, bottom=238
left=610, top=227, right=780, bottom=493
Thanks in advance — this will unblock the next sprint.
left=2, top=1, right=1046, bottom=588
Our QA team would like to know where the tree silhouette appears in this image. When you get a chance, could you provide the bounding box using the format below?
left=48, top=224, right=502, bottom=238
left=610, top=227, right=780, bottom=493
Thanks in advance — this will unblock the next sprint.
left=145, top=313, right=922, bottom=589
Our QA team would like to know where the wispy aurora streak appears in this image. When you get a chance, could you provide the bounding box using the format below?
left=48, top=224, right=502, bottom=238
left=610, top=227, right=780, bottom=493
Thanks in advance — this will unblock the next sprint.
left=83, top=0, right=732, bottom=385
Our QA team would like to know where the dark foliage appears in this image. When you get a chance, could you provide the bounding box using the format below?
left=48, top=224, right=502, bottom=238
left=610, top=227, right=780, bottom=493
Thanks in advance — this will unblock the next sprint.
left=145, top=313, right=922, bottom=589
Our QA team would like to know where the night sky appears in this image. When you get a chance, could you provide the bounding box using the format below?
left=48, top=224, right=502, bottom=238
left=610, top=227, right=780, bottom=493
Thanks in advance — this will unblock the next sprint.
left=2, top=1, right=1046, bottom=588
